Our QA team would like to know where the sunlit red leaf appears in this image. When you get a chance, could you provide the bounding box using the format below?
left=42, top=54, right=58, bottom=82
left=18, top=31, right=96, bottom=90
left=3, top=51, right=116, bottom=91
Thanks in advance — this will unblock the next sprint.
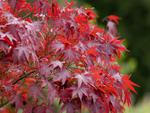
left=122, top=75, right=139, bottom=93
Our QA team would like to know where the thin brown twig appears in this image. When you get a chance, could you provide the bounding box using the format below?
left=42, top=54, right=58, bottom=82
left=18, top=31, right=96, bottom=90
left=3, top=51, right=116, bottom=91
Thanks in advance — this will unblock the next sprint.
left=0, top=70, right=36, bottom=108
left=12, top=70, right=36, bottom=85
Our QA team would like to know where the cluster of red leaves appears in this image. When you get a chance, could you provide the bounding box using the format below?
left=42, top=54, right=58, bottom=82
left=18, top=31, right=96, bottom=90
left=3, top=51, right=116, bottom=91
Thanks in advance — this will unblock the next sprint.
left=0, top=0, right=139, bottom=113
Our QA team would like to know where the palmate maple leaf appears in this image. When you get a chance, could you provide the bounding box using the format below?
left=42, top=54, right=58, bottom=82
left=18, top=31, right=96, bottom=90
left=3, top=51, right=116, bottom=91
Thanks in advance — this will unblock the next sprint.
left=53, top=69, right=71, bottom=85
left=12, top=45, right=38, bottom=64
left=75, top=73, right=94, bottom=88
left=50, top=60, right=64, bottom=70
left=72, top=85, right=88, bottom=101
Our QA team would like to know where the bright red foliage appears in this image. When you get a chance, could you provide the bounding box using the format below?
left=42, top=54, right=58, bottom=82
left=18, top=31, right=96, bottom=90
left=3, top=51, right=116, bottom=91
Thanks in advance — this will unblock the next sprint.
left=0, top=0, right=138, bottom=113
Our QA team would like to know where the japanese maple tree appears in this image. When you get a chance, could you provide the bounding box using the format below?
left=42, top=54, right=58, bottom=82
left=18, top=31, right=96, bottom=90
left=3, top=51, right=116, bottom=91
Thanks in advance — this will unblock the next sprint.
left=0, top=0, right=139, bottom=113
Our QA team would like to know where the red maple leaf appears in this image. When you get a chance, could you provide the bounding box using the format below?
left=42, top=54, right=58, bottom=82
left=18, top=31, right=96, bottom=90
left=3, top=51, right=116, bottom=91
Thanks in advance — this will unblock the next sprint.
left=122, top=75, right=140, bottom=93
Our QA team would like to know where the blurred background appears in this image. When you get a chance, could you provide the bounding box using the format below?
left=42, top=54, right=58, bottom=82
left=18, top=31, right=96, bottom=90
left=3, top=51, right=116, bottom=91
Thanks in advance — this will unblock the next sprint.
left=77, top=0, right=150, bottom=113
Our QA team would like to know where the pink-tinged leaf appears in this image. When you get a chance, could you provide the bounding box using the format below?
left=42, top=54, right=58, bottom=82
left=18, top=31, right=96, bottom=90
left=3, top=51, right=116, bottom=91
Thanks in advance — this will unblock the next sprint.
left=12, top=45, right=38, bottom=64
left=74, top=41, right=87, bottom=53
left=64, top=48, right=80, bottom=61
left=107, top=20, right=118, bottom=37
left=2, top=13, right=42, bottom=50
left=110, top=96, right=124, bottom=113
left=72, top=86, right=88, bottom=101
left=75, top=73, right=93, bottom=88
left=89, top=92, right=98, bottom=103
left=113, top=73, right=122, bottom=81
left=50, top=60, right=64, bottom=70
left=39, top=63, right=52, bottom=77
left=51, top=40, right=65, bottom=52
left=25, top=21, right=42, bottom=32
left=53, top=69, right=71, bottom=85
left=3, top=12, right=20, bottom=24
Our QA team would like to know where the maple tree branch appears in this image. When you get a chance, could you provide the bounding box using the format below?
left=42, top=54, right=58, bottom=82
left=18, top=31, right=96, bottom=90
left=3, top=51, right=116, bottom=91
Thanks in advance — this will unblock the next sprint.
left=0, top=71, right=36, bottom=108
left=12, top=70, right=36, bottom=85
